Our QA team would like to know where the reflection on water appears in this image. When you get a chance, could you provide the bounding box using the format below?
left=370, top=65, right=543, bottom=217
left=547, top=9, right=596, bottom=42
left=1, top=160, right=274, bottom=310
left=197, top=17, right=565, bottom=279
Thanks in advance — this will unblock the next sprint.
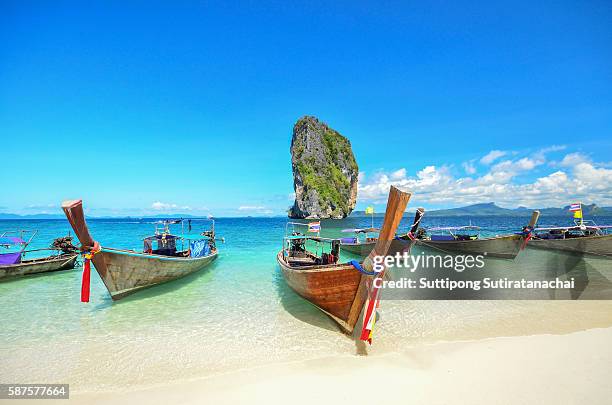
left=1, top=216, right=611, bottom=392
left=378, top=245, right=612, bottom=300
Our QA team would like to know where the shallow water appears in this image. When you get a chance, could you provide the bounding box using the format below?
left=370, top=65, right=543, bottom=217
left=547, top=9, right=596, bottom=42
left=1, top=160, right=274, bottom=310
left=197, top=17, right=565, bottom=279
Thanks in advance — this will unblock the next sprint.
left=1, top=216, right=611, bottom=392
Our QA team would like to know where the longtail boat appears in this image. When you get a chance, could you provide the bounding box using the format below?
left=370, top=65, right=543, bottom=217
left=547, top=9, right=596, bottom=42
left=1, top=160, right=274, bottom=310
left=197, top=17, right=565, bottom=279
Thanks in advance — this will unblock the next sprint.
left=0, top=230, right=78, bottom=280
left=339, top=227, right=379, bottom=256
left=62, top=200, right=219, bottom=300
left=277, top=186, right=411, bottom=334
left=529, top=213, right=612, bottom=258
left=340, top=208, right=425, bottom=258
left=398, top=209, right=540, bottom=259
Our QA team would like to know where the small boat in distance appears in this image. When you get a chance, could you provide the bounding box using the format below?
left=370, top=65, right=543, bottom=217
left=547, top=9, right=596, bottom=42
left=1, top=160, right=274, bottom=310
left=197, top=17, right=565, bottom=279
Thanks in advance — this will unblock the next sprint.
left=530, top=221, right=612, bottom=258
left=399, top=209, right=540, bottom=259
left=0, top=230, right=78, bottom=280
left=339, top=227, right=379, bottom=256
left=277, top=186, right=411, bottom=335
left=341, top=208, right=425, bottom=258
left=62, top=200, right=219, bottom=300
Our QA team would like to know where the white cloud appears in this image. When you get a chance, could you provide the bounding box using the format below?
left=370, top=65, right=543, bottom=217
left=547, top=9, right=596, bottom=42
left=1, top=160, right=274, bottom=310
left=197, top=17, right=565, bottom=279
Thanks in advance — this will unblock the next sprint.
left=480, top=150, right=507, bottom=165
left=391, top=168, right=406, bottom=180
left=151, top=201, right=191, bottom=211
left=358, top=148, right=612, bottom=207
left=539, top=145, right=567, bottom=154
left=559, top=152, right=589, bottom=167
left=238, top=205, right=266, bottom=211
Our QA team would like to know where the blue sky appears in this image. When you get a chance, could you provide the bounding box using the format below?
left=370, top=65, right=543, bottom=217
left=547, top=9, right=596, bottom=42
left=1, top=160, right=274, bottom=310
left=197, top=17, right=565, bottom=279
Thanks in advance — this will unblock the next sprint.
left=1, top=1, right=611, bottom=216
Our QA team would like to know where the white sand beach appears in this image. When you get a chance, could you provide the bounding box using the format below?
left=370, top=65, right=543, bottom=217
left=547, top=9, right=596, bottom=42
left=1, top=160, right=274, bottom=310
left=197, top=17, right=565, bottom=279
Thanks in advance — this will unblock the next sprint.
left=64, top=326, right=612, bottom=405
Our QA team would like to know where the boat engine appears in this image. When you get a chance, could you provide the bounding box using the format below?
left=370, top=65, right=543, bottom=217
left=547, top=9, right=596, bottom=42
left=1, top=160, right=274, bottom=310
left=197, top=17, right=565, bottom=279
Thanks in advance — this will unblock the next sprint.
left=50, top=236, right=78, bottom=254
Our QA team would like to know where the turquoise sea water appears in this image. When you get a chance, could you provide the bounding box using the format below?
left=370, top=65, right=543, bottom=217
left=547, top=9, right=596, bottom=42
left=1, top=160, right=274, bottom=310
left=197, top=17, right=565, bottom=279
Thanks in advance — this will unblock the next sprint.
left=1, top=216, right=612, bottom=392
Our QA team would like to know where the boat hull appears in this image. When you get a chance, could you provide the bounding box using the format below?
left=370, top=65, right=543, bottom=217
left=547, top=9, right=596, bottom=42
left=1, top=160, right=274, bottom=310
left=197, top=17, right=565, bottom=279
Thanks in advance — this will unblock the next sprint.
left=96, top=248, right=218, bottom=300
left=416, top=235, right=523, bottom=259
left=0, top=254, right=78, bottom=280
left=528, top=234, right=612, bottom=257
left=341, top=239, right=414, bottom=257
left=340, top=241, right=377, bottom=257
left=277, top=251, right=365, bottom=333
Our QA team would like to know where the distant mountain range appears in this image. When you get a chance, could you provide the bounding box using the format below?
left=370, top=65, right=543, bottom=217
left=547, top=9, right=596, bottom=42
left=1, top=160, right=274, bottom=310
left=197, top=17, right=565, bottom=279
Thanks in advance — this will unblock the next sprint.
left=351, top=202, right=612, bottom=218
left=3, top=202, right=612, bottom=220
left=0, top=213, right=209, bottom=220
left=0, top=213, right=66, bottom=219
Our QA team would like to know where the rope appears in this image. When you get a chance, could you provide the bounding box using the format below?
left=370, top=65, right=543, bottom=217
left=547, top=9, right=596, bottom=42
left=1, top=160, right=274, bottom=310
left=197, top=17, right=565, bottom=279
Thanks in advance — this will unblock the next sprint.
left=349, top=260, right=377, bottom=276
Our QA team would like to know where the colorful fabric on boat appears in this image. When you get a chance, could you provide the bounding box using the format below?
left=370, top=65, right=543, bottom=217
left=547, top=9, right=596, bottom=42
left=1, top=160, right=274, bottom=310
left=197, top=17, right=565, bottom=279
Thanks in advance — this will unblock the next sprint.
left=365, top=206, right=374, bottom=215
left=0, top=236, right=25, bottom=245
left=143, top=239, right=153, bottom=253
left=569, top=203, right=582, bottom=212
left=431, top=235, right=454, bottom=241
left=574, top=210, right=583, bottom=219
left=0, top=252, right=22, bottom=265
left=190, top=240, right=211, bottom=258
left=360, top=279, right=382, bottom=344
left=308, top=222, right=320, bottom=233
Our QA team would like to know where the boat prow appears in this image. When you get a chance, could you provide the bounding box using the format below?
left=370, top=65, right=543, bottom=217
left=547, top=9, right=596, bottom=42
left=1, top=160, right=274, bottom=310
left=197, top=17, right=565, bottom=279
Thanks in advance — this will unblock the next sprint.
left=278, top=186, right=411, bottom=334
left=62, top=199, right=219, bottom=300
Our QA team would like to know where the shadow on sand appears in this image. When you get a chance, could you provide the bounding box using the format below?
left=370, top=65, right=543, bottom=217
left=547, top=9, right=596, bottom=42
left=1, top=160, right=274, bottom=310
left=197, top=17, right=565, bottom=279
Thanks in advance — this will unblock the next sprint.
left=273, top=267, right=344, bottom=333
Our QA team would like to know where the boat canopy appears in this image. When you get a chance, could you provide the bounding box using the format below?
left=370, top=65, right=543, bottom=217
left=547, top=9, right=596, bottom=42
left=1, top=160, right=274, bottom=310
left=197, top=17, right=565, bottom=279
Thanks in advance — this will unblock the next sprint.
left=284, top=235, right=339, bottom=243
left=341, top=228, right=380, bottom=234
left=144, top=234, right=181, bottom=241
left=0, top=236, right=26, bottom=246
left=535, top=225, right=612, bottom=232
left=428, top=226, right=480, bottom=231
left=285, top=235, right=308, bottom=240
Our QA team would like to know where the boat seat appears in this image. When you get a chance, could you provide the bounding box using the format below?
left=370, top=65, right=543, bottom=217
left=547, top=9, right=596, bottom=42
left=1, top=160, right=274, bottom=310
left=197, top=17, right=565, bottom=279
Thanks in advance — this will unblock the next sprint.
left=288, top=257, right=317, bottom=266
left=431, top=235, right=454, bottom=241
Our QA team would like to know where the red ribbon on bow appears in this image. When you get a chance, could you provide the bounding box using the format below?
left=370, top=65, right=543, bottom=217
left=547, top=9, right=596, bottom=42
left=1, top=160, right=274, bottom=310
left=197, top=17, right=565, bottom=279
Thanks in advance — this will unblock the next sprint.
left=81, top=241, right=100, bottom=303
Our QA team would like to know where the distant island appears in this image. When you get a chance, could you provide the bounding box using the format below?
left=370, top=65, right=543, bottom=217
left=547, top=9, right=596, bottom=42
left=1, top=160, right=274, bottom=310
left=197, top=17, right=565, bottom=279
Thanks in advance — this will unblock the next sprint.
left=3, top=202, right=612, bottom=220
left=351, top=202, right=612, bottom=218
left=288, top=116, right=359, bottom=219
left=0, top=213, right=213, bottom=220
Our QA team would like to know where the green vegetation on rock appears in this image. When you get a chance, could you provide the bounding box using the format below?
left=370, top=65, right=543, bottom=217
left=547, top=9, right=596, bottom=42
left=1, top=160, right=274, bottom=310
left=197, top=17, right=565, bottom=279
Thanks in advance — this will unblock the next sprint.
left=289, top=116, right=359, bottom=219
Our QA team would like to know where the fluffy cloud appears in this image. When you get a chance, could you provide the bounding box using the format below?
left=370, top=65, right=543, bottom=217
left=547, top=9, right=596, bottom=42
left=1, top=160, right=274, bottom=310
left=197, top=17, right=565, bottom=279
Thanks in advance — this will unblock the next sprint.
left=391, top=168, right=406, bottom=180
left=151, top=201, right=192, bottom=211
left=480, top=150, right=507, bottom=165
left=238, top=205, right=273, bottom=215
left=358, top=150, right=612, bottom=207
left=238, top=205, right=266, bottom=210
left=559, top=152, right=589, bottom=167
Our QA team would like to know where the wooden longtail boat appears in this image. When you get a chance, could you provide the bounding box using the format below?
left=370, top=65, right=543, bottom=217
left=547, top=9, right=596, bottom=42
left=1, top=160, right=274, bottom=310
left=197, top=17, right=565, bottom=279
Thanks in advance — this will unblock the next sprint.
left=339, top=227, right=379, bottom=257
left=340, top=208, right=426, bottom=258
left=398, top=209, right=540, bottom=259
left=0, top=231, right=78, bottom=281
left=62, top=200, right=219, bottom=300
left=277, top=186, right=411, bottom=334
left=529, top=216, right=612, bottom=257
